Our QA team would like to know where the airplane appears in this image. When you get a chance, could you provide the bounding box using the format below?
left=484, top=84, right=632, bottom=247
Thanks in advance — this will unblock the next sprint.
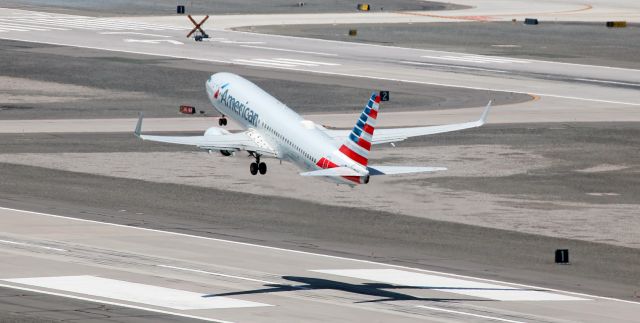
left=134, top=72, right=491, bottom=185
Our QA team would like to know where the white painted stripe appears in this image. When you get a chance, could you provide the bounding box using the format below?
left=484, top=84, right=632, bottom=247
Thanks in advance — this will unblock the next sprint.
left=96, top=21, right=184, bottom=30
left=269, top=58, right=320, bottom=66
left=574, top=78, right=640, bottom=87
left=311, top=269, right=588, bottom=301
left=456, top=55, right=530, bottom=64
left=5, top=18, right=111, bottom=30
left=68, top=18, right=175, bottom=29
left=0, top=282, right=233, bottom=323
left=231, top=61, right=289, bottom=69
left=0, top=206, right=638, bottom=306
left=432, top=56, right=507, bottom=64
left=273, top=58, right=340, bottom=66
left=402, top=61, right=509, bottom=73
left=158, top=264, right=279, bottom=285
left=416, top=305, right=526, bottom=323
left=94, top=21, right=184, bottom=30
left=424, top=55, right=490, bottom=63
left=0, top=21, right=67, bottom=31
left=234, top=59, right=298, bottom=67
left=239, top=44, right=338, bottom=57
left=3, top=276, right=271, bottom=310
left=1, top=36, right=637, bottom=107
left=100, top=31, right=172, bottom=38
left=5, top=18, right=183, bottom=31
left=0, top=239, right=67, bottom=252
left=423, top=55, right=530, bottom=64
left=0, top=23, right=45, bottom=32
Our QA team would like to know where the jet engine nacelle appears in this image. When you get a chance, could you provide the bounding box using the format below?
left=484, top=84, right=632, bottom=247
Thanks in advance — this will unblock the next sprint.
left=204, top=127, right=231, bottom=136
left=203, top=127, right=233, bottom=156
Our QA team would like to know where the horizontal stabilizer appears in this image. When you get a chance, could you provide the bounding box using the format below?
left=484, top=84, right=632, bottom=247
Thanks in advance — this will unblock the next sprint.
left=367, top=165, right=446, bottom=176
left=300, top=167, right=363, bottom=177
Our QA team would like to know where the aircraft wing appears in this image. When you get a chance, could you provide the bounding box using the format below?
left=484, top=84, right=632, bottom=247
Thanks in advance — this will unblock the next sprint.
left=324, top=101, right=491, bottom=145
left=134, top=114, right=276, bottom=156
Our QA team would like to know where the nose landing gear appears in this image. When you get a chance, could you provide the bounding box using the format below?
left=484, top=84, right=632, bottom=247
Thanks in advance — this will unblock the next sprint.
left=218, top=116, right=227, bottom=126
left=249, top=154, right=267, bottom=175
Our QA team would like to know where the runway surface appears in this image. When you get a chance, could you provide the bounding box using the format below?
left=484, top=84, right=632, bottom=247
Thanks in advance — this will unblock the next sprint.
left=1, top=206, right=638, bottom=323
left=239, top=21, right=640, bottom=69
left=1, top=1, right=640, bottom=322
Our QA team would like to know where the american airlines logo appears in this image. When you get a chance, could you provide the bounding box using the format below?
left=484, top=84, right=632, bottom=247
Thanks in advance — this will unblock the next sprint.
left=218, top=86, right=260, bottom=127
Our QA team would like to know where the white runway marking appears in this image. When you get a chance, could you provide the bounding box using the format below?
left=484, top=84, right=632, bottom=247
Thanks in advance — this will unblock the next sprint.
left=0, top=282, right=233, bottom=323
left=422, top=54, right=531, bottom=64
left=574, top=78, right=640, bottom=87
left=100, top=31, right=172, bottom=38
left=124, top=38, right=184, bottom=45
left=586, top=192, right=620, bottom=196
left=0, top=239, right=67, bottom=252
left=234, top=59, right=299, bottom=68
left=158, top=264, right=279, bottom=285
left=416, top=305, right=526, bottom=323
left=205, top=37, right=265, bottom=45
left=0, top=13, right=185, bottom=32
left=402, top=60, right=509, bottom=73
left=3, top=275, right=272, bottom=310
left=311, top=269, right=589, bottom=301
left=233, top=58, right=340, bottom=68
left=273, top=58, right=340, bottom=66
left=239, top=44, right=338, bottom=56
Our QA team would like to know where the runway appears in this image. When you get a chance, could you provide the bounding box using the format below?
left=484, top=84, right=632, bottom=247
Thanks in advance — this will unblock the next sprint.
left=0, top=8, right=638, bottom=109
left=1, top=1, right=639, bottom=322
left=1, top=206, right=638, bottom=323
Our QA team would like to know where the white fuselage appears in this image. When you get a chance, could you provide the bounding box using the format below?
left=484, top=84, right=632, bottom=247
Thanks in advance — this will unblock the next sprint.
left=205, top=72, right=368, bottom=185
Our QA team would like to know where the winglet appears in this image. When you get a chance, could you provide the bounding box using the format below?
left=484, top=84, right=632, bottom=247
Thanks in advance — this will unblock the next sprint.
left=479, top=100, right=492, bottom=125
left=134, top=112, right=143, bottom=138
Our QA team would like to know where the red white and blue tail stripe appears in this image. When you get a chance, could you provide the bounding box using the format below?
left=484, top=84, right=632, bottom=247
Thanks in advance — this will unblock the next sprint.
left=338, top=92, right=380, bottom=166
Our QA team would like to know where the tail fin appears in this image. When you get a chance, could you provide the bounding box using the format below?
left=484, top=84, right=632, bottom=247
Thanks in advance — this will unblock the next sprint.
left=338, top=92, right=381, bottom=166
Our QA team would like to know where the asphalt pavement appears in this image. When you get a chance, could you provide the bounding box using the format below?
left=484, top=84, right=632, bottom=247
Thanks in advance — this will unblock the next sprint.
left=1, top=2, right=639, bottom=322
left=0, top=39, right=528, bottom=119
left=238, top=21, right=640, bottom=69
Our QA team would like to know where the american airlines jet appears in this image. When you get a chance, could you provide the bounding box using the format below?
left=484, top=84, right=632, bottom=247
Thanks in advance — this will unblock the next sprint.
left=134, top=72, right=490, bottom=185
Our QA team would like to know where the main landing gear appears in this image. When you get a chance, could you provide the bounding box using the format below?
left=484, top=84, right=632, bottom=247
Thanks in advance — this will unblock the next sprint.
left=249, top=154, right=267, bottom=175
left=218, top=116, right=228, bottom=126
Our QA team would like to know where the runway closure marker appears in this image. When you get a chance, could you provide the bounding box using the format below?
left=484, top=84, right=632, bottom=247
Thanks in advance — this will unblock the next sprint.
left=187, top=15, right=209, bottom=41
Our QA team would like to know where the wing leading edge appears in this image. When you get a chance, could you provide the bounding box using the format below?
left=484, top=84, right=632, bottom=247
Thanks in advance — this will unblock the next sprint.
left=324, top=101, right=491, bottom=145
left=134, top=113, right=276, bottom=156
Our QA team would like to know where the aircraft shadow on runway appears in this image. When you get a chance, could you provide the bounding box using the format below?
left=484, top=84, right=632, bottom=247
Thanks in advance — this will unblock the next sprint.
left=202, top=276, right=544, bottom=303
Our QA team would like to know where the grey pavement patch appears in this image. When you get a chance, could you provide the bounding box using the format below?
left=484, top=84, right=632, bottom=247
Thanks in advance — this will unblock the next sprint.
left=402, top=122, right=640, bottom=205
left=0, top=287, right=197, bottom=323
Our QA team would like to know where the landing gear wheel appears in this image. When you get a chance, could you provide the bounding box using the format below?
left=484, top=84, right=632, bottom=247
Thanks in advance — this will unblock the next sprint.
left=250, top=162, right=258, bottom=175
left=218, top=117, right=227, bottom=126
left=258, top=162, right=267, bottom=175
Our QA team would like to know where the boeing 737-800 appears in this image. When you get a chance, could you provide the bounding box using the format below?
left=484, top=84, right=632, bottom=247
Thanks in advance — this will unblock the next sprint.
left=134, top=72, right=490, bottom=185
